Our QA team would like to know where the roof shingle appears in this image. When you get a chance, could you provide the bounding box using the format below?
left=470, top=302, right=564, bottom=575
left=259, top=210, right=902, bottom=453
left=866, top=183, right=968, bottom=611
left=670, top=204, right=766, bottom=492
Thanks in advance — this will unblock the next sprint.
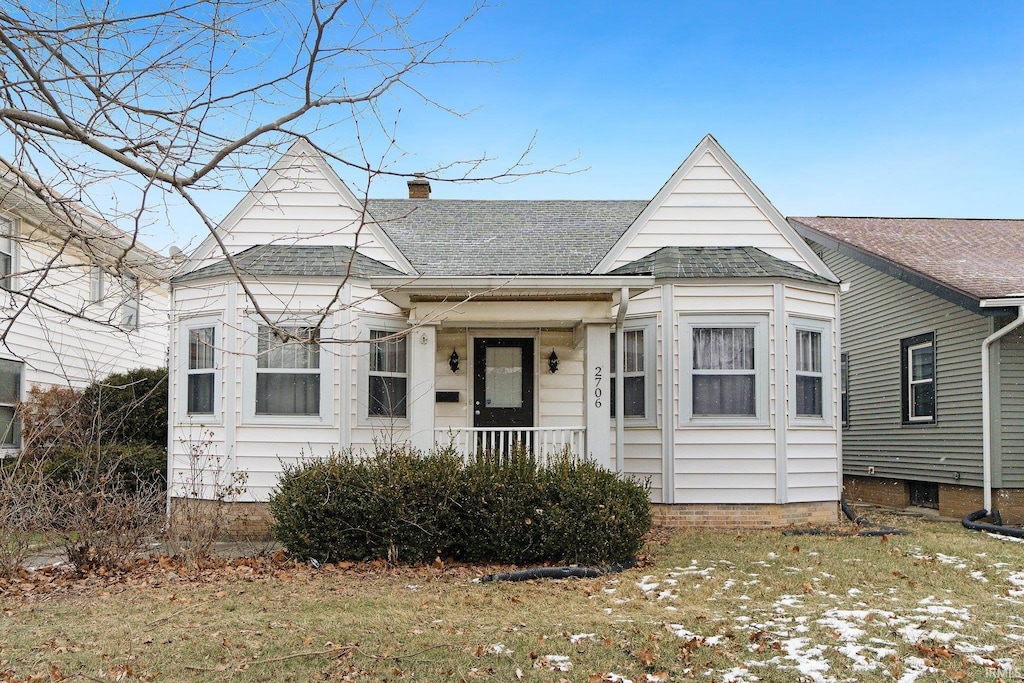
left=790, top=217, right=1024, bottom=300
left=172, top=244, right=401, bottom=283
left=366, top=199, right=648, bottom=276
left=609, top=246, right=832, bottom=285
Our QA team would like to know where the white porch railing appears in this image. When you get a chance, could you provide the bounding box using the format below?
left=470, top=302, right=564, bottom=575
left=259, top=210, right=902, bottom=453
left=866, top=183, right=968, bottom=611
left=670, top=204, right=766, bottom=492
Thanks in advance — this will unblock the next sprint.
left=435, top=426, right=586, bottom=463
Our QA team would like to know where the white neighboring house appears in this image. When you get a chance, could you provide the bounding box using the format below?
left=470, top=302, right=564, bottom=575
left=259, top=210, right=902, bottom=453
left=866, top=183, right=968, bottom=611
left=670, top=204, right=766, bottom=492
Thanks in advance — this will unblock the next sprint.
left=0, top=169, right=170, bottom=453
left=169, top=135, right=843, bottom=527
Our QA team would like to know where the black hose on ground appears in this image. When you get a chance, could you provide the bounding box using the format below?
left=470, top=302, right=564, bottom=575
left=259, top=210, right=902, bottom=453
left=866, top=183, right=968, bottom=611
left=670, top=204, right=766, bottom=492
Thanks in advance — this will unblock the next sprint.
left=962, top=509, right=1024, bottom=539
left=478, top=559, right=636, bottom=583
left=782, top=499, right=910, bottom=537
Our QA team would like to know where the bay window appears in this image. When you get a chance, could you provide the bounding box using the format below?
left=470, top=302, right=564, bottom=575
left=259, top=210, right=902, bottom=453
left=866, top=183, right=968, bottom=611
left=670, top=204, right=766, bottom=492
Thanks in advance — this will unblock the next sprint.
left=255, top=325, right=320, bottom=416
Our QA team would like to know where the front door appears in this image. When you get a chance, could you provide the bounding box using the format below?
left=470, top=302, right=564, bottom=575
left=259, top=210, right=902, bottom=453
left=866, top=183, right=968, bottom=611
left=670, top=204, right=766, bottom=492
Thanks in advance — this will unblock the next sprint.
left=474, top=337, right=534, bottom=451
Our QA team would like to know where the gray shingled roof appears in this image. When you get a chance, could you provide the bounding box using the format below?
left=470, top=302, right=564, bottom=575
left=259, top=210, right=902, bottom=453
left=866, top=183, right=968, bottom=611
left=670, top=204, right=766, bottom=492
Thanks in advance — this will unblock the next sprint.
left=173, top=244, right=401, bottom=283
left=790, top=216, right=1024, bottom=299
left=366, top=199, right=648, bottom=276
left=609, top=246, right=833, bottom=284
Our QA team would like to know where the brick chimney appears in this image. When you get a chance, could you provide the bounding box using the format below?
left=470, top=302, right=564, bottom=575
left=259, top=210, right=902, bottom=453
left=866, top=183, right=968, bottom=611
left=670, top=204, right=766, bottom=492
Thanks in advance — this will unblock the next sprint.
left=407, top=172, right=431, bottom=199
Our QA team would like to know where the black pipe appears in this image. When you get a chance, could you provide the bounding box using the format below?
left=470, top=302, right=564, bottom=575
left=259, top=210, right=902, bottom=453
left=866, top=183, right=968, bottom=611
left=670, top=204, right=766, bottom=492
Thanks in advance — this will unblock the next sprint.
left=478, top=559, right=636, bottom=583
left=841, top=499, right=872, bottom=526
left=962, top=509, right=1024, bottom=539
left=783, top=499, right=909, bottom=537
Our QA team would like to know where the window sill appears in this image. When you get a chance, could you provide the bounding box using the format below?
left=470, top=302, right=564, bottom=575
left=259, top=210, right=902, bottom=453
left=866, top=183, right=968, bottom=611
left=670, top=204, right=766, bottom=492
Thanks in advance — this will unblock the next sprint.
left=241, top=414, right=334, bottom=428
left=177, top=414, right=223, bottom=427
left=611, top=418, right=658, bottom=429
left=789, top=417, right=833, bottom=429
left=679, top=417, right=770, bottom=429
left=358, top=417, right=411, bottom=429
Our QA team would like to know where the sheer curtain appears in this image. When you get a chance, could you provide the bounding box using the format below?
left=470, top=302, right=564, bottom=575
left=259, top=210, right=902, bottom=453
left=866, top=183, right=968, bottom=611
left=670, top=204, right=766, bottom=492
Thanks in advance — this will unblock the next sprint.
left=692, top=327, right=755, bottom=416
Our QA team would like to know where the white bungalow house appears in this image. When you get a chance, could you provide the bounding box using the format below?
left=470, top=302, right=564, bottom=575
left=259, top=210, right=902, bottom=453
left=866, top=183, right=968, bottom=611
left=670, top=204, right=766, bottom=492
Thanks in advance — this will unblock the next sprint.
left=169, top=135, right=842, bottom=528
left=0, top=168, right=170, bottom=452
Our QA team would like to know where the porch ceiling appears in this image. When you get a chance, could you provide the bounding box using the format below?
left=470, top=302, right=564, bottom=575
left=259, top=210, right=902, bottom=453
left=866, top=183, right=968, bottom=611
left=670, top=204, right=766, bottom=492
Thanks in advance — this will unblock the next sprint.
left=369, top=275, right=656, bottom=310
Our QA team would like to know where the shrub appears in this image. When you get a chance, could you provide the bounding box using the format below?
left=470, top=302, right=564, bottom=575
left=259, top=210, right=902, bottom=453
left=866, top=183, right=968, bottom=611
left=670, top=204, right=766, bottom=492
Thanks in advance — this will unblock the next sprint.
left=269, top=444, right=651, bottom=566
left=80, top=367, right=168, bottom=448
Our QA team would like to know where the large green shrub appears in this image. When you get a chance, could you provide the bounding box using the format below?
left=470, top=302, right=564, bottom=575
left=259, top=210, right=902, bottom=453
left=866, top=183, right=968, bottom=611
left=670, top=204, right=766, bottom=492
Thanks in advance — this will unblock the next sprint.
left=80, top=367, right=169, bottom=448
left=269, top=444, right=651, bottom=566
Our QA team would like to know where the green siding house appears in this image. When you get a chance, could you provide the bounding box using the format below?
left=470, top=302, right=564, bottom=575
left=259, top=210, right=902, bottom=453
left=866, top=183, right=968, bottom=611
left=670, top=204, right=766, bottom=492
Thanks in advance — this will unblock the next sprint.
left=791, top=217, right=1024, bottom=523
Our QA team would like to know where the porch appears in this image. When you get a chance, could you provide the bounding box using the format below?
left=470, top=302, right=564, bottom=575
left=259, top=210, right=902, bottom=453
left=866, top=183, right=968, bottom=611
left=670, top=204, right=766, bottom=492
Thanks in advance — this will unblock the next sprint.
left=433, top=425, right=587, bottom=463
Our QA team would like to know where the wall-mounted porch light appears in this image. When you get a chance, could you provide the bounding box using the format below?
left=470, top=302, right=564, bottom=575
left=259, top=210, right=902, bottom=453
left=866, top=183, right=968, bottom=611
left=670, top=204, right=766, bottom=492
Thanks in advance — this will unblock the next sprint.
left=449, top=348, right=460, bottom=373
left=548, top=349, right=559, bottom=373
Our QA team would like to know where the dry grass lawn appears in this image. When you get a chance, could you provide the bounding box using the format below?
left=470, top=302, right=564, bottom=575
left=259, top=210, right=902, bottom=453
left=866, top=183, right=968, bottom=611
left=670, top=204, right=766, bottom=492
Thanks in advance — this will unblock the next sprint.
left=3, top=513, right=1024, bottom=682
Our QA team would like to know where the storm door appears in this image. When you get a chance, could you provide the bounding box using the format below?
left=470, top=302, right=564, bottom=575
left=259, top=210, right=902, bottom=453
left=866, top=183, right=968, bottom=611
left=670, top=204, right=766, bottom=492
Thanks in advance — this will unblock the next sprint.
left=473, top=337, right=534, bottom=453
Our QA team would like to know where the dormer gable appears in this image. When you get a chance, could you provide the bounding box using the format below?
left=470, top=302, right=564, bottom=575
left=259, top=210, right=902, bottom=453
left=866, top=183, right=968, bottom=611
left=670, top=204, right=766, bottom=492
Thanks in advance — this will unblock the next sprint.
left=593, top=135, right=835, bottom=281
left=182, top=138, right=415, bottom=275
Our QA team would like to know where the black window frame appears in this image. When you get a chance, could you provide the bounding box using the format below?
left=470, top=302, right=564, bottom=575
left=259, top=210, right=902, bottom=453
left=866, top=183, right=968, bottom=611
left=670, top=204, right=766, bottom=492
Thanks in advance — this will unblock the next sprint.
left=900, top=332, right=936, bottom=425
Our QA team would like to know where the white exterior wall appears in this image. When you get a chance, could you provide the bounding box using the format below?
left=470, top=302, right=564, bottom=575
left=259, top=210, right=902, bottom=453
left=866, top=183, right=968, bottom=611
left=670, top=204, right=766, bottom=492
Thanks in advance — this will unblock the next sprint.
left=1, top=212, right=167, bottom=392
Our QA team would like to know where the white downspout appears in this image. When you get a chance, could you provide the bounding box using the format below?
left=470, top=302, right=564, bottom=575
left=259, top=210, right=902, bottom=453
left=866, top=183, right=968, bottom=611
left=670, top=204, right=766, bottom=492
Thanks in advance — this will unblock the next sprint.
left=982, top=303, right=1024, bottom=513
left=615, top=287, right=629, bottom=475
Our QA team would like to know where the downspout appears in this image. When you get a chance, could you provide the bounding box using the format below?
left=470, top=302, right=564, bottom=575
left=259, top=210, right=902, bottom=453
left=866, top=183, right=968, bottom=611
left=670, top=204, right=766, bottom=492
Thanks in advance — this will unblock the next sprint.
left=981, top=303, right=1024, bottom=514
left=615, top=287, right=629, bottom=475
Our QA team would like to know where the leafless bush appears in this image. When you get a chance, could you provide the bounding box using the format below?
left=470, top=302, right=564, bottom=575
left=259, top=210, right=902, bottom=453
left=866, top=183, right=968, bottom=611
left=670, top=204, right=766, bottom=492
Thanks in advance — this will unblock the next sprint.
left=167, top=430, right=249, bottom=566
left=47, top=461, right=164, bottom=573
left=0, top=455, right=50, bottom=577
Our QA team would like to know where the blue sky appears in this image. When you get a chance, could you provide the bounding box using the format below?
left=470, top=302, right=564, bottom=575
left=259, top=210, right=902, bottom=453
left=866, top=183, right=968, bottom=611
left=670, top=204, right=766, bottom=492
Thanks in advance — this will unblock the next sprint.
left=354, top=0, right=1024, bottom=219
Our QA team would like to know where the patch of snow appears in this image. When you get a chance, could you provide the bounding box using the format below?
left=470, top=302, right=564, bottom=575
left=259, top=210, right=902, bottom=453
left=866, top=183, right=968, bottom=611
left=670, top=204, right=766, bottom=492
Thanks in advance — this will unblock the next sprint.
left=896, top=656, right=934, bottom=683
left=487, top=643, right=512, bottom=655
left=569, top=633, right=594, bottom=644
left=534, top=654, right=572, bottom=672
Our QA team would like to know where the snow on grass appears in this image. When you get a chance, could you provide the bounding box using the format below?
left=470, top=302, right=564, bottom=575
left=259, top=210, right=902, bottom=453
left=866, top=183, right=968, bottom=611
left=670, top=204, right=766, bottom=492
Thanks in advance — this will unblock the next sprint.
left=534, top=654, right=572, bottom=672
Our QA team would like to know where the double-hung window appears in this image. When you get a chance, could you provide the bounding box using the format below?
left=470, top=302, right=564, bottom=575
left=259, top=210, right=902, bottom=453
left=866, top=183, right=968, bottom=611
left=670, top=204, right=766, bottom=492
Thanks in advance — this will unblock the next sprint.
left=187, top=326, right=216, bottom=415
left=120, top=273, right=140, bottom=330
left=840, top=353, right=850, bottom=428
left=789, top=318, right=831, bottom=423
left=0, top=359, right=22, bottom=448
left=0, top=215, right=15, bottom=292
left=682, top=315, right=767, bottom=424
left=368, top=329, right=407, bottom=417
left=255, top=325, right=320, bottom=416
left=901, top=333, right=935, bottom=424
left=608, top=318, right=656, bottom=423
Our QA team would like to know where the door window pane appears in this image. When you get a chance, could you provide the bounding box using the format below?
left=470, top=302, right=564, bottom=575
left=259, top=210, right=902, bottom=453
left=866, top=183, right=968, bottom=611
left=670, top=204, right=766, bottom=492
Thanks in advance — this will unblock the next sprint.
left=485, top=346, right=523, bottom=408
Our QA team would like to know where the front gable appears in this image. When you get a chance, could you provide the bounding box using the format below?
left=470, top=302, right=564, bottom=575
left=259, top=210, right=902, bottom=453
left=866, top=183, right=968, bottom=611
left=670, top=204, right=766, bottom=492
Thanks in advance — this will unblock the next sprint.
left=183, top=139, right=415, bottom=275
left=593, top=135, right=835, bottom=280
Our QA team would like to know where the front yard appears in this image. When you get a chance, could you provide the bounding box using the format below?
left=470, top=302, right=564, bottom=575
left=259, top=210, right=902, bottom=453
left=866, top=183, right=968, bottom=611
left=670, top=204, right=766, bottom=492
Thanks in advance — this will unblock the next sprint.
left=2, top=514, right=1023, bottom=682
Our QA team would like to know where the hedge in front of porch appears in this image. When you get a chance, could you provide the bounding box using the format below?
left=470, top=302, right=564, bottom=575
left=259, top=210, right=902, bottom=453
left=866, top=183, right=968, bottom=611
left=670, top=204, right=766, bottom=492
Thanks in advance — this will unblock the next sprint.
left=268, top=444, right=651, bottom=566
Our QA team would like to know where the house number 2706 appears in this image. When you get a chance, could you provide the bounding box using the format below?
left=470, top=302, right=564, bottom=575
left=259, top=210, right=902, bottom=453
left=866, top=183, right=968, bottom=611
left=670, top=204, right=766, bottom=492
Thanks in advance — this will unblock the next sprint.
left=594, top=365, right=603, bottom=408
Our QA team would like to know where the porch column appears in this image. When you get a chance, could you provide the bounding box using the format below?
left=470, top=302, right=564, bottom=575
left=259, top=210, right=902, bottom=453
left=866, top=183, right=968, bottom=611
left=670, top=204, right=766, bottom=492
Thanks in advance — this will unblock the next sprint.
left=408, top=325, right=437, bottom=451
left=585, top=323, right=612, bottom=469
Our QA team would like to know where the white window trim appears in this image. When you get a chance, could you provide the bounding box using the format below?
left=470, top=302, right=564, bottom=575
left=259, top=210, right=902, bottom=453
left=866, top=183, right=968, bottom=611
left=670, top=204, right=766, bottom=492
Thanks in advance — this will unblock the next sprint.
left=177, top=317, right=222, bottom=425
left=679, top=313, right=770, bottom=427
left=0, top=214, right=19, bottom=292
left=906, top=341, right=935, bottom=423
left=120, top=272, right=140, bottom=330
left=357, top=316, right=410, bottom=427
left=788, top=316, right=833, bottom=428
left=0, top=357, right=23, bottom=452
left=90, top=265, right=106, bottom=304
left=241, top=315, right=333, bottom=426
left=610, top=316, right=658, bottom=427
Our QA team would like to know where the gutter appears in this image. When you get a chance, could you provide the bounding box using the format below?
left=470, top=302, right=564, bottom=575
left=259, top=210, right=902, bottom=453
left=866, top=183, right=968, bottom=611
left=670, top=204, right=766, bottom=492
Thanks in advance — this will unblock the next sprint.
left=615, top=287, right=628, bottom=475
left=980, top=300, right=1024, bottom=513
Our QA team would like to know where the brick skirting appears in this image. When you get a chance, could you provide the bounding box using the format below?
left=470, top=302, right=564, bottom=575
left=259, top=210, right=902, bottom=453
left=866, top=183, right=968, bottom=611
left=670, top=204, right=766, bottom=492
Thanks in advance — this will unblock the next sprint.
left=843, top=475, right=1024, bottom=525
left=173, top=498, right=840, bottom=539
left=650, top=501, right=839, bottom=529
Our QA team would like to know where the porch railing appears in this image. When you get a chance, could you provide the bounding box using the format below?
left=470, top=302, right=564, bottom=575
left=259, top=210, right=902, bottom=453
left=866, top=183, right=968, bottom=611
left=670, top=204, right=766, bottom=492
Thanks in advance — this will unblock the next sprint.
left=434, top=426, right=586, bottom=463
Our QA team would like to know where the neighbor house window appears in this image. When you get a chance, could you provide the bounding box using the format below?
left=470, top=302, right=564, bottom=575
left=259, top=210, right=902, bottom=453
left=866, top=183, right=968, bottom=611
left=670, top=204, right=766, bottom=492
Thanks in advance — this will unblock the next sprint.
left=682, top=315, right=768, bottom=424
left=841, top=353, right=850, bottom=428
left=368, top=329, right=407, bottom=417
left=187, top=326, right=216, bottom=415
left=609, top=318, right=656, bottom=423
left=90, top=266, right=106, bottom=303
left=120, top=273, right=140, bottom=330
left=255, top=325, right=320, bottom=416
left=0, top=359, right=22, bottom=448
left=0, top=216, right=15, bottom=292
left=901, top=333, right=935, bottom=424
